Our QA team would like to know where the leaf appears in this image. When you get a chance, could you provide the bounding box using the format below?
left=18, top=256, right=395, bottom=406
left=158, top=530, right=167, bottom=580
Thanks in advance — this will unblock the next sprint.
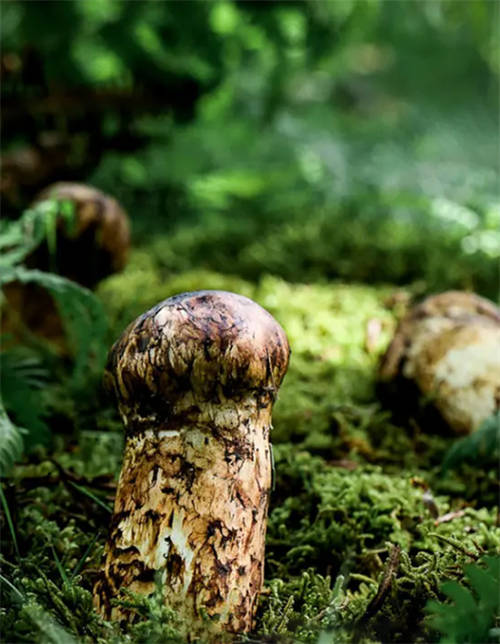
left=0, top=199, right=75, bottom=270
left=71, top=530, right=100, bottom=580
left=442, top=413, right=500, bottom=472
left=23, top=601, right=79, bottom=644
left=51, top=545, right=70, bottom=586
left=0, top=348, right=50, bottom=451
left=68, top=482, right=112, bottom=513
left=0, top=573, right=25, bottom=602
left=426, top=556, right=500, bottom=643
left=0, top=485, right=20, bottom=558
left=1, top=266, right=108, bottom=386
left=465, top=563, right=500, bottom=613
left=440, top=581, right=477, bottom=615
left=0, top=402, right=25, bottom=477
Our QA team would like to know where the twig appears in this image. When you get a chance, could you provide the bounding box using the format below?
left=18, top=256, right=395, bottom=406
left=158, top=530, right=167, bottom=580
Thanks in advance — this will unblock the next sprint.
left=434, top=509, right=465, bottom=525
left=362, top=544, right=401, bottom=621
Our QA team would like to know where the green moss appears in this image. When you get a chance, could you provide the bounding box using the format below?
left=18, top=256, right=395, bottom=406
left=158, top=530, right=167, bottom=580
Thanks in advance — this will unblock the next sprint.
left=3, top=265, right=499, bottom=643
left=97, top=251, right=256, bottom=339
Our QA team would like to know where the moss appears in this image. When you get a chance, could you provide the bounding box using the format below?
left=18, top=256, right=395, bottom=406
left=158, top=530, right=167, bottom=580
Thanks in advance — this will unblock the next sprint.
left=3, top=263, right=499, bottom=643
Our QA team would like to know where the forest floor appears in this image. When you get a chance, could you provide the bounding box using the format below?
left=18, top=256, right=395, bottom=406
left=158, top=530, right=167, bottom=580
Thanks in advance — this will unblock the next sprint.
left=2, top=247, right=499, bottom=643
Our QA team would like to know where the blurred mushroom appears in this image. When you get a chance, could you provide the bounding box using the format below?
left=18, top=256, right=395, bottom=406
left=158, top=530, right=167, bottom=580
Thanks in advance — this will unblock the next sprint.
left=2, top=182, right=130, bottom=349
left=379, top=291, right=500, bottom=434
left=93, top=291, right=290, bottom=639
left=30, top=182, right=130, bottom=287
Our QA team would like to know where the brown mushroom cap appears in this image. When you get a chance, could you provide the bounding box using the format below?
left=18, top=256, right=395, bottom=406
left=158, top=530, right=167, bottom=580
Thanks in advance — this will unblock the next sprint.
left=379, top=291, right=500, bottom=381
left=31, top=181, right=130, bottom=286
left=106, top=290, right=290, bottom=434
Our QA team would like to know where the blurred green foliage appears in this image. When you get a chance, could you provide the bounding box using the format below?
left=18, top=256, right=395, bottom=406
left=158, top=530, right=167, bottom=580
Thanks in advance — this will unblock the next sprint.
left=3, top=0, right=499, bottom=295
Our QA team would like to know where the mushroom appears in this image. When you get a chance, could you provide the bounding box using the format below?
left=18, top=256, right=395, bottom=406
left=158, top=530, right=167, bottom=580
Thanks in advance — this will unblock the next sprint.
left=2, top=182, right=130, bottom=349
left=93, top=290, right=290, bottom=639
left=30, top=181, right=130, bottom=287
left=379, top=291, right=500, bottom=434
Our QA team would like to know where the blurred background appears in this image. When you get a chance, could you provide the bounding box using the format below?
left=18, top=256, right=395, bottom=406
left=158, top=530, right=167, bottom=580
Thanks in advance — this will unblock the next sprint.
left=2, top=0, right=499, bottom=299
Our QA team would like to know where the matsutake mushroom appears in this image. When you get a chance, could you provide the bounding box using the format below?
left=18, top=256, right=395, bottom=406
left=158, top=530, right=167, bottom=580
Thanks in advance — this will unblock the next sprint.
left=2, top=182, right=130, bottom=348
left=379, top=291, right=500, bottom=434
left=93, top=290, right=290, bottom=639
left=30, top=181, right=130, bottom=287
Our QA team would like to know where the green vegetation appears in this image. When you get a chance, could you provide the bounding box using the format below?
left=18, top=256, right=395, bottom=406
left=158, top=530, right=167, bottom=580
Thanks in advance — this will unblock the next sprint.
left=1, top=1, right=499, bottom=642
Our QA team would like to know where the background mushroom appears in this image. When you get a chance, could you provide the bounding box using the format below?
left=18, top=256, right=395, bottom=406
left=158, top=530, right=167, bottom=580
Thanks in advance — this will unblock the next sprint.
left=93, top=290, right=290, bottom=639
left=378, top=291, right=500, bottom=434
left=2, top=182, right=130, bottom=348
left=30, top=181, right=130, bottom=287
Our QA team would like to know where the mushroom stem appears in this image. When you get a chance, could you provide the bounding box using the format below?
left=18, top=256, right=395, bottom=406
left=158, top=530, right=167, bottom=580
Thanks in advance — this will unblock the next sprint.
left=93, top=291, right=289, bottom=639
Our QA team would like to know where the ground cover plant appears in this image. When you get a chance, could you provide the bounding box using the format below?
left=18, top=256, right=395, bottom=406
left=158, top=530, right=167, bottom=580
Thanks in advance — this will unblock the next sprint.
left=1, top=1, right=499, bottom=642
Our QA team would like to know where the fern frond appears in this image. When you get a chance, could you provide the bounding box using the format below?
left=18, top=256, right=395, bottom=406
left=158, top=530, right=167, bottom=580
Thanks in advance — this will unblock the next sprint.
left=0, top=347, right=50, bottom=453
left=426, top=556, right=500, bottom=643
left=0, top=402, right=25, bottom=477
left=0, top=199, right=75, bottom=269
left=1, top=267, right=108, bottom=385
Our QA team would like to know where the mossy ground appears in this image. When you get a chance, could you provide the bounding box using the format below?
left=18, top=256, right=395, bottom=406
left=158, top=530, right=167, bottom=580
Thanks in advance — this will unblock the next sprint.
left=2, top=4, right=499, bottom=640
left=2, top=251, right=499, bottom=643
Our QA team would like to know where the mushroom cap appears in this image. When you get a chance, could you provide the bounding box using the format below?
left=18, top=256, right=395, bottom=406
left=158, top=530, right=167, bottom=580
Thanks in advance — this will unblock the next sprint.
left=32, top=182, right=130, bottom=285
left=379, top=291, right=500, bottom=381
left=105, top=291, right=290, bottom=433
left=379, top=291, right=500, bottom=434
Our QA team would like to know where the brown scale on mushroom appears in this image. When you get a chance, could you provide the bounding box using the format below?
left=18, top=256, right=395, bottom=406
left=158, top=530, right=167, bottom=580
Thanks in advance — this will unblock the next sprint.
left=93, top=290, right=290, bottom=640
left=379, top=291, right=500, bottom=434
left=2, top=182, right=130, bottom=348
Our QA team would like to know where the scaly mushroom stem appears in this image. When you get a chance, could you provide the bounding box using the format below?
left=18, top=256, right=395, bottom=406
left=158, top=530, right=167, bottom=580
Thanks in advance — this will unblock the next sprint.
left=93, top=291, right=289, bottom=639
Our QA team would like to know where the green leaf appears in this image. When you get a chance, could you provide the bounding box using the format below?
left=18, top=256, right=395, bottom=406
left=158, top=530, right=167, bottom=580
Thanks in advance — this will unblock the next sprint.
left=0, top=485, right=20, bottom=558
left=50, top=545, right=70, bottom=586
left=426, top=556, right=500, bottom=643
left=0, top=348, right=50, bottom=451
left=442, top=413, right=500, bottom=472
left=68, top=482, right=112, bottom=514
left=465, top=564, right=500, bottom=613
left=440, top=581, right=477, bottom=615
left=0, top=402, right=25, bottom=477
left=0, top=573, right=25, bottom=602
left=0, top=199, right=76, bottom=270
left=71, top=530, right=100, bottom=580
left=23, top=601, right=79, bottom=644
left=1, top=267, right=108, bottom=386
